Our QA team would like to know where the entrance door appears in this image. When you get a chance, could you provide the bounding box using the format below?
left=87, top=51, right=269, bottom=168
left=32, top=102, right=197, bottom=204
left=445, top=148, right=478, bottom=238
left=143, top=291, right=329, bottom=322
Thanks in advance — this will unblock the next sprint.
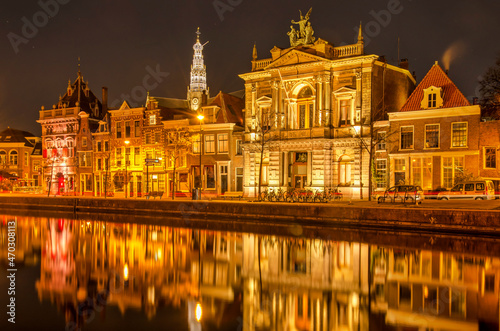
left=236, top=168, right=243, bottom=191
left=294, top=175, right=307, bottom=189
left=220, top=165, right=228, bottom=194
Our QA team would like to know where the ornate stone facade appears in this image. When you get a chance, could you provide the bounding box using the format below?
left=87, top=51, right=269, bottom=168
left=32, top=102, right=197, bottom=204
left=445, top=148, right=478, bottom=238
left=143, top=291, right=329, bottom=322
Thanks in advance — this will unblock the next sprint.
left=240, top=21, right=415, bottom=198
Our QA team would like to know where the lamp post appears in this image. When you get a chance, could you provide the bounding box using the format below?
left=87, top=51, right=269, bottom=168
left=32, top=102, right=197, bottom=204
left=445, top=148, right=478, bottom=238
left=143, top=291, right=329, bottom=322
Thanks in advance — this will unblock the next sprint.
left=124, top=140, right=130, bottom=198
left=197, top=114, right=204, bottom=199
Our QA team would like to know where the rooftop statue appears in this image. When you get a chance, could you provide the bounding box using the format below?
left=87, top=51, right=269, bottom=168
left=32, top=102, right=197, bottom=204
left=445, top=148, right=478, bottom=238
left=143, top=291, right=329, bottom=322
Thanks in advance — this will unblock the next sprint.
left=289, top=8, right=315, bottom=47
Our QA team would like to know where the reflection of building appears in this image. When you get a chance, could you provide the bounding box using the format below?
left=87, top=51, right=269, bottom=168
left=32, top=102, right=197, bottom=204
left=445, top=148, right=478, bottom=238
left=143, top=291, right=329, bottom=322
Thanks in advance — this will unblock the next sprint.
left=241, top=235, right=369, bottom=330
left=383, top=248, right=500, bottom=330
left=5, top=214, right=497, bottom=329
left=240, top=21, right=415, bottom=198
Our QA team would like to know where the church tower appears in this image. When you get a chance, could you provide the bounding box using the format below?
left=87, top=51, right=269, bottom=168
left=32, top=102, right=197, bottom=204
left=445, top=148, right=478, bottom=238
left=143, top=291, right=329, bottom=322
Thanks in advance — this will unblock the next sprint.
left=187, top=27, right=209, bottom=111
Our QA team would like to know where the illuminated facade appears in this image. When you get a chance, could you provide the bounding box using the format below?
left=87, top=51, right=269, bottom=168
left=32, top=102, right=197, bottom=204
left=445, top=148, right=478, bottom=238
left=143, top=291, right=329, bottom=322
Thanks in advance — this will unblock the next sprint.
left=386, top=62, right=482, bottom=190
left=0, top=127, right=41, bottom=190
left=239, top=22, right=415, bottom=198
left=187, top=28, right=209, bottom=111
left=37, top=70, right=104, bottom=195
left=382, top=62, right=500, bottom=192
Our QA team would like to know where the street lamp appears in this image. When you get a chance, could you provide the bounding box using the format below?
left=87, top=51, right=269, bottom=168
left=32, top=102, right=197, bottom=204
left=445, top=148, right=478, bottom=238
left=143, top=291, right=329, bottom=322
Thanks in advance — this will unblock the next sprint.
left=197, top=114, right=204, bottom=199
left=124, top=140, right=130, bottom=198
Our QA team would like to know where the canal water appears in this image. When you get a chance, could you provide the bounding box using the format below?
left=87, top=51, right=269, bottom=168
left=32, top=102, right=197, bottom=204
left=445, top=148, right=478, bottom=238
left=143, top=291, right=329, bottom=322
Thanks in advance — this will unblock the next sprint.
left=0, top=212, right=499, bottom=331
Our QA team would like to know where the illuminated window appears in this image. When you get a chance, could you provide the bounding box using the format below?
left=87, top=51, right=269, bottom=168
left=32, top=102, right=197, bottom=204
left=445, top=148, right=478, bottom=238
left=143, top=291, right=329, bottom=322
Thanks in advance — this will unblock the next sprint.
left=218, top=134, right=228, bottom=153
left=400, top=126, right=413, bottom=150
left=236, top=139, right=242, bottom=155
left=125, top=121, right=131, bottom=138
left=134, top=121, right=140, bottom=137
left=394, top=159, right=406, bottom=185
left=339, top=99, right=351, bottom=126
left=442, top=156, right=464, bottom=189
left=297, top=87, right=314, bottom=129
left=0, top=151, right=6, bottom=164
left=412, top=157, right=432, bottom=190
left=451, top=122, right=467, bottom=147
left=9, top=151, right=18, bottom=165
left=376, top=132, right=386, bottom=150
left=425, top=124, right=439, bottom=148
left=193, top=135, right=201, bottom=154
left=428, top=93, right=437, bottom=108
left=116, top=122, right=122, bottom=139
left=376, top=159, right=387, bottom=189
left=205, top=135, right=215, bottom=154
left=134, top=147, right=140, bottom=165
left=82, top=137, right=87, bottom=147
left=24, top=152, right=29, bottom=166
left=485, top=147, right=497, bottom=169
left=149, top=114, right=156, bottom=125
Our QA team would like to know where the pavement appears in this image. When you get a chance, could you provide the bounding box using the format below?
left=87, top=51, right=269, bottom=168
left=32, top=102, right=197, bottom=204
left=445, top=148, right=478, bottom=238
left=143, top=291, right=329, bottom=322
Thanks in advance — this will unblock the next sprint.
left=2, top=193, right=500, bottom=211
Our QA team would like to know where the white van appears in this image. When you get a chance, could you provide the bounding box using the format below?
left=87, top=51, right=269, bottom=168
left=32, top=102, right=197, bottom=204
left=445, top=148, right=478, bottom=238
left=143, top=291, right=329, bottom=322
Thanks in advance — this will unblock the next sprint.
left=438, top=180, right=495, bottom=200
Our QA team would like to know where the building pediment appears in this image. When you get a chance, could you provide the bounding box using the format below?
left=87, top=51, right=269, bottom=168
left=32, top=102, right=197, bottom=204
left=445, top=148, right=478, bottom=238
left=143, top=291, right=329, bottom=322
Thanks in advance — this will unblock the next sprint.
left=333, top=86, right=356, bottom=95
left=266, top=49, right=328, bottom=70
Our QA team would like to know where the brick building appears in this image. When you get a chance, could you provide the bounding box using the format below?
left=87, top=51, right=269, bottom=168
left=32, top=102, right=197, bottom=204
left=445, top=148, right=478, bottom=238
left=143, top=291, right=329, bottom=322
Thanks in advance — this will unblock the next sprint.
left=385, top=62, right=481, bottom=190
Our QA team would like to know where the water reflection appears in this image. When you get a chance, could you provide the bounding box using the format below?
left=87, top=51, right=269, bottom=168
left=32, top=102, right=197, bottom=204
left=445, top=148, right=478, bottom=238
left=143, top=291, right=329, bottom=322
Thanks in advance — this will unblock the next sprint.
left=1, top=214, right=499, bottom=330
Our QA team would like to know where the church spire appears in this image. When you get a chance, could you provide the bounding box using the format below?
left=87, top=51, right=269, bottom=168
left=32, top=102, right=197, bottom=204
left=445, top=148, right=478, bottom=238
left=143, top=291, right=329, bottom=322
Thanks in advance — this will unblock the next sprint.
left=189, top=27, right=208, bottom=96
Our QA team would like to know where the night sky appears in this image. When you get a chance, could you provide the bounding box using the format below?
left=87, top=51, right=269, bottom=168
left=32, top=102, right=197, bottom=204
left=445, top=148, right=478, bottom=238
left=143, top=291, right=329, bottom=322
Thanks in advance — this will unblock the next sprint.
left=1, top=0, right=499, bottom=136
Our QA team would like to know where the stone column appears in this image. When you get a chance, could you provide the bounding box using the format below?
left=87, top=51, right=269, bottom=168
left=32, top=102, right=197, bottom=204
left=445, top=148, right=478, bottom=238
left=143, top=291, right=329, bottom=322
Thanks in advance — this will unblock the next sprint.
left=355, top=70, right=362, bottom=123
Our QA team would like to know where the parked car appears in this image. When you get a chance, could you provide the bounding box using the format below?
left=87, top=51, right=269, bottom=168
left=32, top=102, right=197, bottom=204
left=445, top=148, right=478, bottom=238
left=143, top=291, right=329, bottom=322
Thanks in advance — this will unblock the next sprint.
left=378, top=185, right=424, bottom=204
left=438, top=180, right=495, bottom=200
left=424, top=187, right=448, bottom=199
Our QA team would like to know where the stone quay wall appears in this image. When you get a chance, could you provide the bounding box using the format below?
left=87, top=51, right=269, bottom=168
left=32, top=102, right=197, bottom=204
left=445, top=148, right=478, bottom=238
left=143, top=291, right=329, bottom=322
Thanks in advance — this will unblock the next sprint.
left=0, top=196, right=499, bottom=236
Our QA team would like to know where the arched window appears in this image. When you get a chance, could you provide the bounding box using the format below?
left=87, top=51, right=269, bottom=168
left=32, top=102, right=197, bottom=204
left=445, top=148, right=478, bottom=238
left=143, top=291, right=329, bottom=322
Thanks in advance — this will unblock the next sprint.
left=338, top=155, right=353, bottom=186
left=9, top=151, right=18, bottom=165
left=296, top=86, right=314, bottom=129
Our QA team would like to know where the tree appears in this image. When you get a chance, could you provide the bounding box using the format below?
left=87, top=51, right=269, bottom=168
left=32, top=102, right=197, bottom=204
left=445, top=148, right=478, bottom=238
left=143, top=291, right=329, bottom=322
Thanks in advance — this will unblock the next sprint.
left=479, top=57, right=500, bottom=119
left=165, top=125, right=192, bottom=200
left=246, top=104, right=279, bottom=198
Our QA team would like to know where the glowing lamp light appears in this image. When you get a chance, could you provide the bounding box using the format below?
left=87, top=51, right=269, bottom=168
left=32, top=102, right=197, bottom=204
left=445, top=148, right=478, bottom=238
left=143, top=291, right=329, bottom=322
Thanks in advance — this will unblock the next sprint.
left=353, top=125, right=361, bottom=136
left=424, top=285, right=429, bottom=298
left=124, top=264, right=129, bottom=281
left=197, top=114, right=204, bottom=121
left=124, top=140, right=130, bottom=145
left=195, top=303, right=202, bottom=322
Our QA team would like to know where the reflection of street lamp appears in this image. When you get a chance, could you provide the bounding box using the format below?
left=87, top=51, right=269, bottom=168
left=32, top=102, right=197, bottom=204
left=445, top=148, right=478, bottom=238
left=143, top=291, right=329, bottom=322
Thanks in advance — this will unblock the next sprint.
left=124, top=140, right=130, bottom=198
left=123, top=263, right=129, bottom=281
left=197, top=114, right=204, bottom=193
left=195, top=302, right=202, bottom=322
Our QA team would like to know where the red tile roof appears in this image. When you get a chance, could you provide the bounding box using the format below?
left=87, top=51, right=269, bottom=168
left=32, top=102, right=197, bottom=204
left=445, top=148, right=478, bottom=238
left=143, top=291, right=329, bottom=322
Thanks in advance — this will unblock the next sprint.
left=400, top=62, right=470, bottom=112
left=210, top=92, right=244, bottom=126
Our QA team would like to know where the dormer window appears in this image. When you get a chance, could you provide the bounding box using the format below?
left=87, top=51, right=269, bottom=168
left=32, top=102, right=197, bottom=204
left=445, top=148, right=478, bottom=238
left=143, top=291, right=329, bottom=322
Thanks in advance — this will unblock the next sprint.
left=421, top=86, right=443, bottom=109
left=428, top=93, right=437, bottom=108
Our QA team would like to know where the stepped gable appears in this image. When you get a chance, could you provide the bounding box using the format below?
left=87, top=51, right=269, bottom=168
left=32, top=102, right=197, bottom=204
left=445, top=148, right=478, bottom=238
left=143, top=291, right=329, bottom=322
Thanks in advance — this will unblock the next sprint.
left=57, top=71, right=102, bottom=118
left=400, top=62, right=470, bottom=112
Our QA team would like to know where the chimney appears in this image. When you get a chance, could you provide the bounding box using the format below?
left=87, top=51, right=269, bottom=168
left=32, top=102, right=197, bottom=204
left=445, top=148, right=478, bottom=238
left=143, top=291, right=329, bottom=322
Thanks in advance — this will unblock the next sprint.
left=379, top=55, right=386, bottom=63
left=399, top=58, right=409, bottom=70
left=102, top=87, right=108, bottom=116
left=473, top=97, right=479, bottom=105
left=445, top=70, right=449, bottom=76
